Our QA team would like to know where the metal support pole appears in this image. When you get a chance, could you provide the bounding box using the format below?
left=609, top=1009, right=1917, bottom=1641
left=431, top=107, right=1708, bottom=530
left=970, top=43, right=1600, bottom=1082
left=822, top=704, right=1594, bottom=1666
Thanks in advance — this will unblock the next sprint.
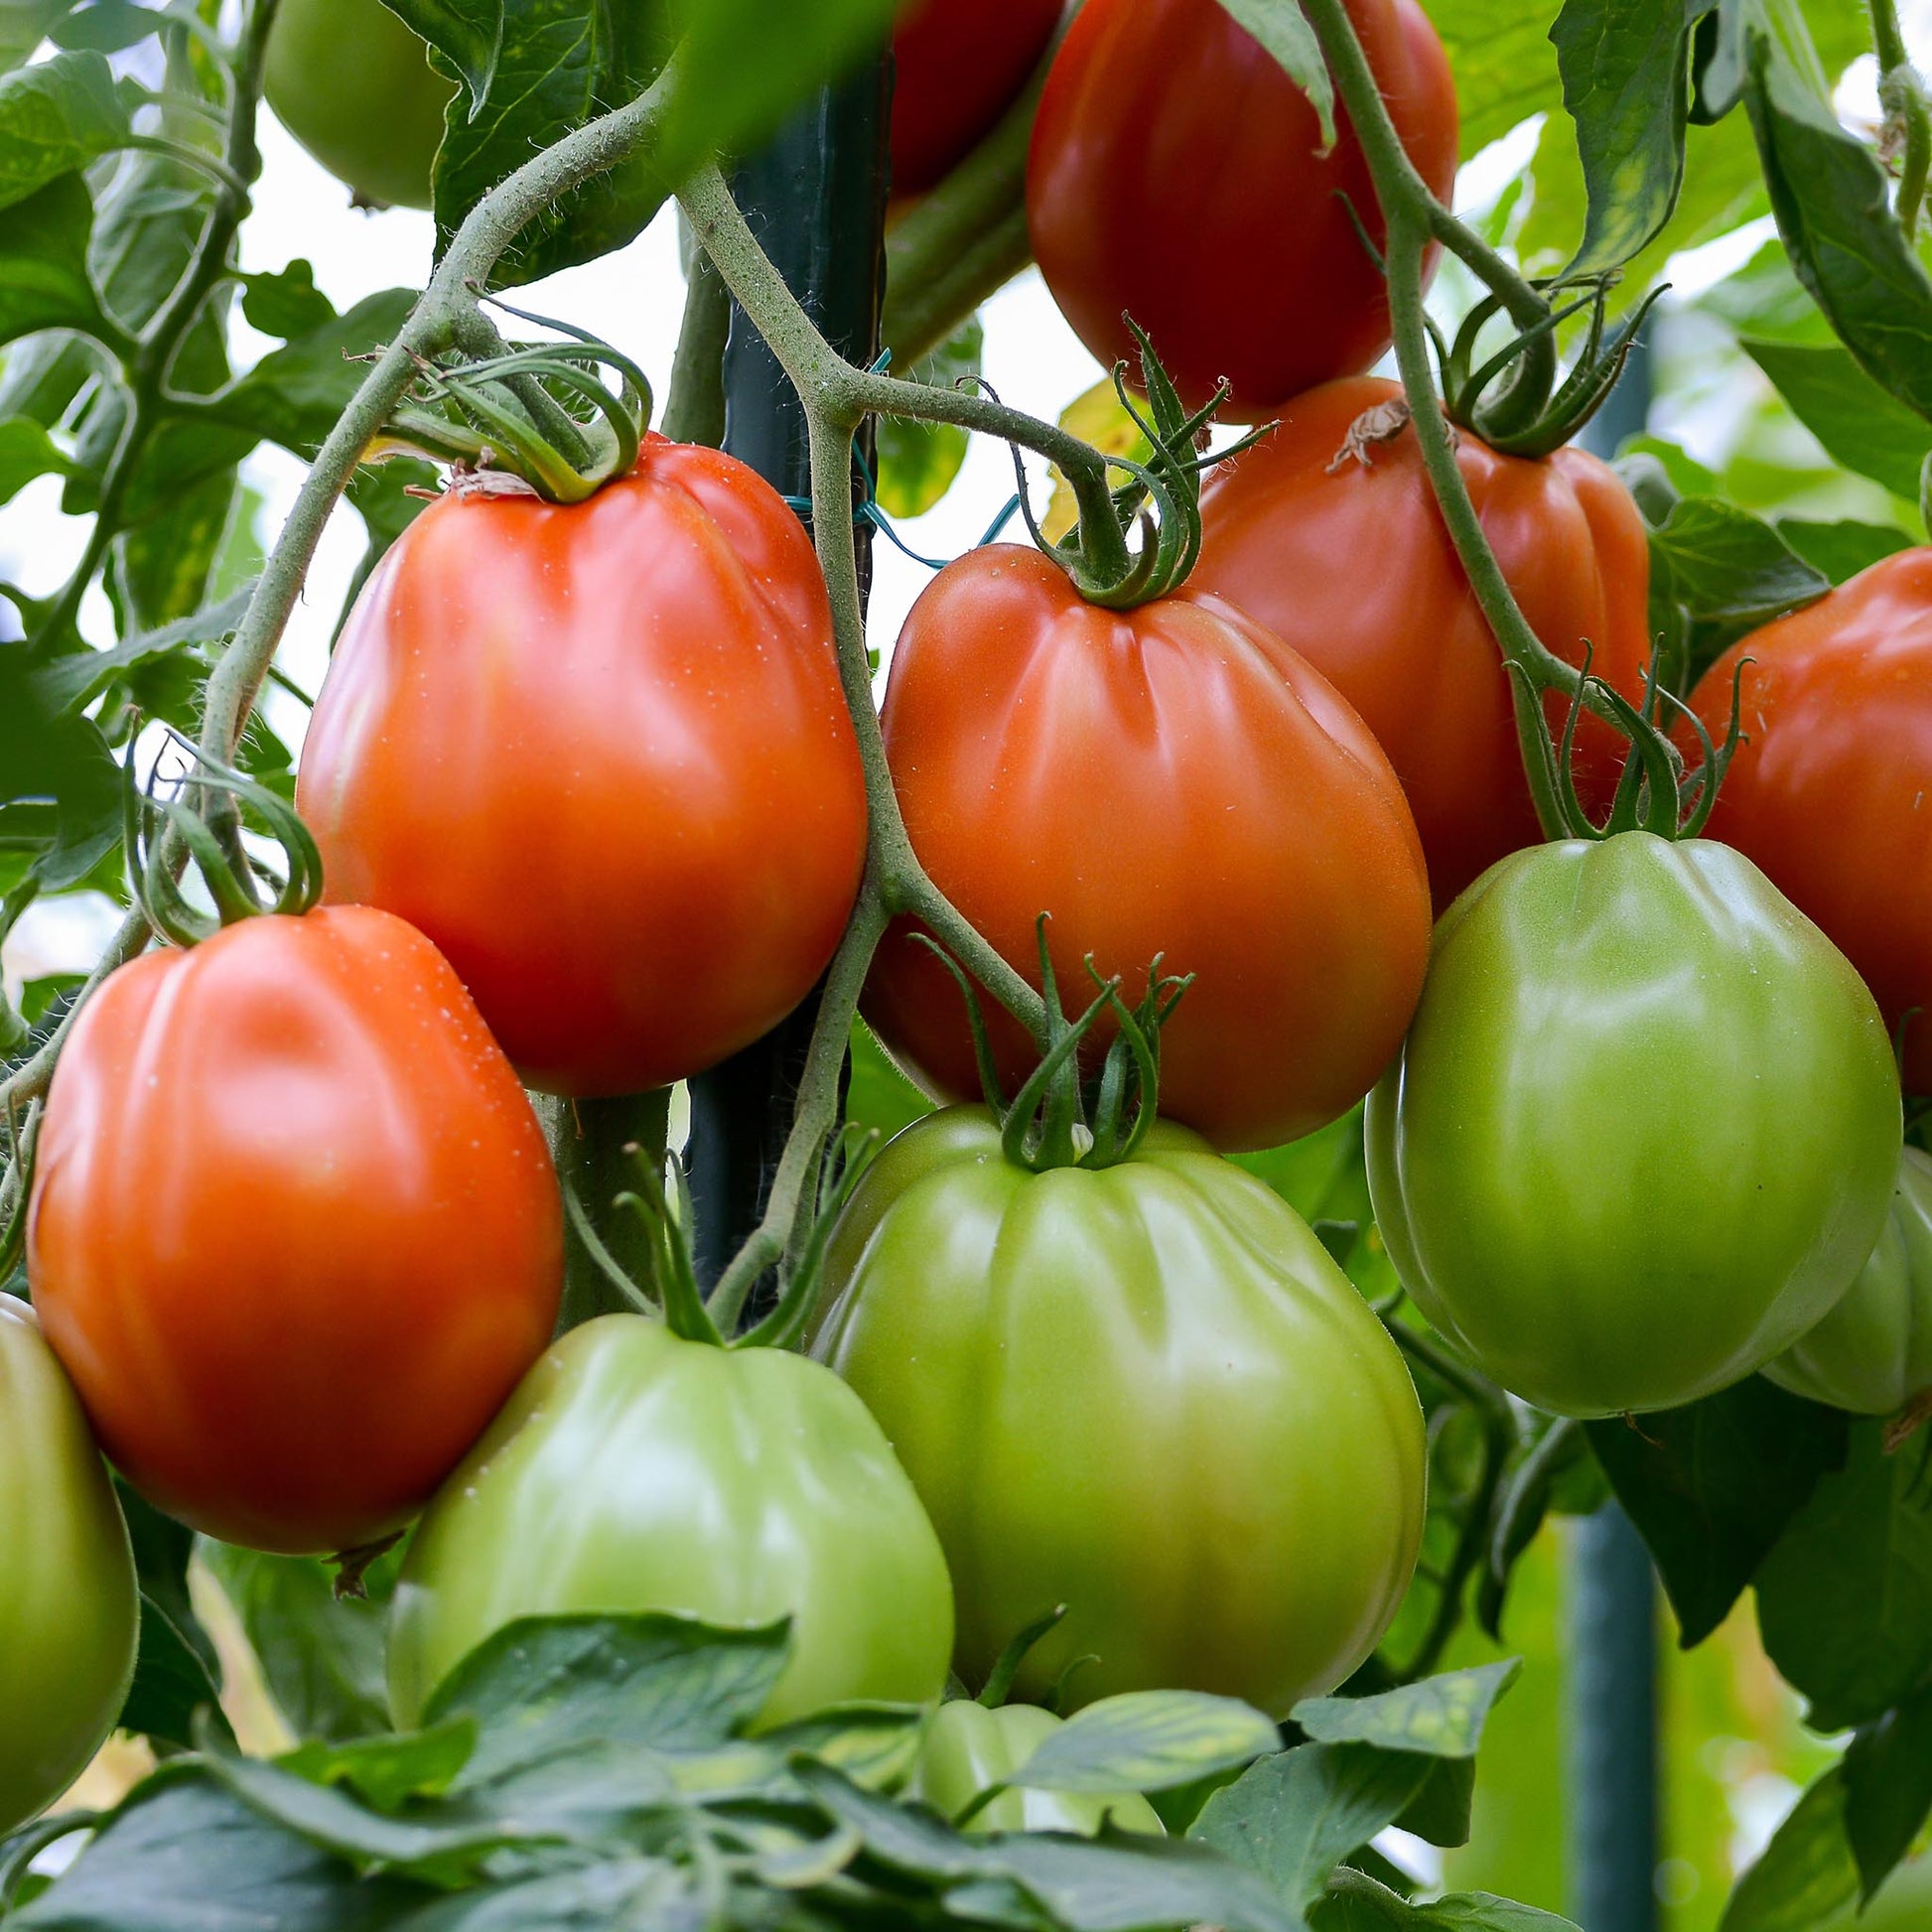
left=688, top=63, right=891, bottom=1291
left=1565, top=339, right=1661, bottom=1932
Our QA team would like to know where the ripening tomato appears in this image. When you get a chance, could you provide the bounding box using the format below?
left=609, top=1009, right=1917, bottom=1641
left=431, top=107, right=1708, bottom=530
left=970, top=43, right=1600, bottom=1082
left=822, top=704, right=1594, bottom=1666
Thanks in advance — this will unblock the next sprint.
left=891, top=0, right=1061, bottom=195
left=1764, top=1146, right=1932, bottom=1418
left=264, top=0, right=455, bottom=210
left=1367, top=834, right=1902, bottom=1418
left=1027, top=0, right=1457, bottom=417
left=0, top=1297, right=137, bottom=1835
left=912, top=1699, right=1164, bottom=1836
left=388, top=1315, right=954, bottom=1729
left=1195, top=377, right=1656, bottom=906
left=864, top=546, right=1432, bottom=1152
left=814, top=1108, right=1427, bottom=1715
left=28, top=907, right=563, bottom=1555
left=1689, top=549, right=1932, bottom=1093
left=298, top=438, right=868, bottom=1098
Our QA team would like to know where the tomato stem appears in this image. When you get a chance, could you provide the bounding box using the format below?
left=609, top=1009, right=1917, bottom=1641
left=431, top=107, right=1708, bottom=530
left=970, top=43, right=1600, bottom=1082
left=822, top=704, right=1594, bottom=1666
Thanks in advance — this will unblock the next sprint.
left=1871, top=0, right=1931, bottom=241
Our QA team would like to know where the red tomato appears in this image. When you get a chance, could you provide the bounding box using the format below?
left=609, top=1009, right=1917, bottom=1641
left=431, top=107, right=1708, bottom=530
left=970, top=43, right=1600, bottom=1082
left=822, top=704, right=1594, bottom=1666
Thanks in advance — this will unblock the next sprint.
left=892, top=0, right=1061, bottom=196
left=297, top=438, right=868, bottom=1097
left=1690, top=549, right=1932, bottom=1093
left=1195, top=377, right=1655, bottom=907
left=27, top=907, right=563, bottom=1555
left=1027, top=0, right=1457, bottom=418
left=864, top=546, right=1433, bottom=1152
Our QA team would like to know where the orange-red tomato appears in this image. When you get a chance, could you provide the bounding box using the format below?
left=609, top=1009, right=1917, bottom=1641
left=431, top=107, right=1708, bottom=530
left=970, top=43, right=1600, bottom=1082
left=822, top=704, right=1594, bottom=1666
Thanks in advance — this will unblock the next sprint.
left=1690, top=549, right=1932, bottom=1093
left=297, top=438, right=867, bottom=1097
left=891, top=0, right=1060, bottom=196
left=1027, top=0, right=1457, bottom=419
left=1195, top=378, right=1655, bottom=906
left=27, top=907, right=562, bottom=1555
left=864, top=546, right=1433, bottom=1152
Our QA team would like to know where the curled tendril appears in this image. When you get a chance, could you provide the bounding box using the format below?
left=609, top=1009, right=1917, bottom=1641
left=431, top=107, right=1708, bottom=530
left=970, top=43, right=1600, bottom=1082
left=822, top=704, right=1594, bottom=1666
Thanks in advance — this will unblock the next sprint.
left=124, top=726, right=325, bottom=948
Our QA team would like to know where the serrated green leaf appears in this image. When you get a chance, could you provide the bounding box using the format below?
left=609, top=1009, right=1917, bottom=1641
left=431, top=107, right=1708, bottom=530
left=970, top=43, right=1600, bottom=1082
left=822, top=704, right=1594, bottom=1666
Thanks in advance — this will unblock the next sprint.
left=278, top=1720, right=479, bottom=1816
left=1314, top=1867, right=1581, bottom=1930
left=117, top=1591, right=232, bottom=1752
left=1009, top=1691, right=1281, bottom=1796
left=1292, top=1662, right=1521, bottom=1759
left=0, top=170, right=102, bottom=345
left=1842, top=1684, right=1932, bottom=1907
left=1775, top=516, right=1912, bottom=584
left=876, top=315, right=982, bottom=519
left=1719, top=1766, right=1859, bottom=1932
left=49, top=0, right=161, bottom=54
left=0, top=0, right=75, bottom=70
left=1213, top=0, right=1333, bottom=149
left=1741, top=338, right=1932, bottom=502
left=1417, top=0, right=1561, bottom=159
left=0, top=412, right=79, bottom=502
left=0, top=46, right=126, bottom=209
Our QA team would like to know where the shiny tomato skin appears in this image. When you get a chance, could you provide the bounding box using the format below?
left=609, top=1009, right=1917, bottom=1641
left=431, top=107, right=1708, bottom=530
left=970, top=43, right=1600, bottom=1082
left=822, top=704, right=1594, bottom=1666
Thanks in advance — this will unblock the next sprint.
left=892, top=0, right=1061, bottom=195
left=264, top=0, right=455, bottom=210
left=1689, top=549, right=1932, bottom=1093
left=298, top=439, right=868, bottom=1098
left=1764, top=1146, right=1932, bottom=1418
left=912, top=1700, right=1164, bottom=1836
left=1195, top=378, right=1656, bottom=907
left=866, top=547, right=1432, bottom=1152
left=0, top=1297, right=138, bottom=1835
left=1027, top=0, right=1457, bottom=418
left=387, top=1314, right=954, bottom=1730
left=1367, top=834, right=1902, bottom=1418
left=27, top=908, right=563, bottom=1556
left=814, top=1108, right=1428, bottom=1715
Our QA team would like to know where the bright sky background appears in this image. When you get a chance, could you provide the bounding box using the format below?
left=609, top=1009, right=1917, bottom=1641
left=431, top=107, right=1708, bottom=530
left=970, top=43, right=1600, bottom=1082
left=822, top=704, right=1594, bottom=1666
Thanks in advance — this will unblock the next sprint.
left=3, top=9, right=1929, bottom=991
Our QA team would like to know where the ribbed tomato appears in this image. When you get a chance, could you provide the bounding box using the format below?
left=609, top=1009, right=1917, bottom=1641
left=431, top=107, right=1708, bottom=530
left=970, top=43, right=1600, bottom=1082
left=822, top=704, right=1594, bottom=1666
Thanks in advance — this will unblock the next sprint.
left=1195, top=377, right=1655, bottom=906
left=891, top=0, right=1061, bottom=195
left=864, top=545, right=1433, bottom=1153
left=298, top=437, right=868, bottom=1098
left=1027, top=0, right=1457, bottom=417
left=28, top=907, right=562, bottom=1555
left=1689, top=548, right=1932, bottom=1092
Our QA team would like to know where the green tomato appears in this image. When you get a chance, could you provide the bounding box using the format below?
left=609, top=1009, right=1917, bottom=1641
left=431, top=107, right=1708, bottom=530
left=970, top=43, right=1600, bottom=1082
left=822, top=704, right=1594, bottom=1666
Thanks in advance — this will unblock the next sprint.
left=0, top=1295, right=138, bottom=1834
left=1366, top=833, right=1901, bottom=1419
left=387, top=1315, right=953, bottom=1730
left=1765, top=1145, right=1932, bottom=1416
left=263, top=0, right=456, bottom=210
left=912, top=1699, right=1164, bottom=1836
left=813, top=1108, right=1427, bottom=1717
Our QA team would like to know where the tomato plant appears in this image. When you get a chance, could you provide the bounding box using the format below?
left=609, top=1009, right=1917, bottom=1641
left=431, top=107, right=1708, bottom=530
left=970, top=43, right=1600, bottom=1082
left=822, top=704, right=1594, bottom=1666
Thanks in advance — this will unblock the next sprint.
left=0, top=1296, right=137, bottom=1837
left=1366, top=834, right=1902, bottom=1418
left=1194, top=377, right=1655, bottom=906
left=813, top=1107, right=1427, bottom=1716
left=863, top=545, right=1432, bottom=1152
left=912, top=1698, right=1165, bottom=1836
left=1026, top=0, right=1457, bottom=417
left=1763, top=1145, right=1932, bottom=1420
left=1689, top=549, right=1932, bottom=1094
left=263, top=0, right=454, bottom=210
left=297, top=436, right=869, bottom=1099
left=27, top=906, right=563, bottom=1555
left=890, top=0, right=1060, bottom=196
left=388, top=1313, right=954, bottom=1729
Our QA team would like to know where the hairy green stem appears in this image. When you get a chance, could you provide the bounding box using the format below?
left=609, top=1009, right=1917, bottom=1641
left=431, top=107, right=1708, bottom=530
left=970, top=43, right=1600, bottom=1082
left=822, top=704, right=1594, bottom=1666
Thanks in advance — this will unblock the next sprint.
left=1871, top=0, right=1930, bottom=239
left=662, top=248, right=731, bottom=447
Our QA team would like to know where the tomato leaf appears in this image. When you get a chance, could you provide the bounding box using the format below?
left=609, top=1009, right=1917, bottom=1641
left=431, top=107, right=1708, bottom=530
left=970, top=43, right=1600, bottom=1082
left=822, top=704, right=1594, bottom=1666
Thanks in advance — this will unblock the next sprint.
left=1718, top=1765, right=1860, bottom=1932
left=0, top=644, right=121, bottom=890
left=1418, top=0, right=1561, bottom=160
left=275, top=1720, right=480, bottom=1817
left=0, top=48, right=127, bottom=211
left=1008, top=1691, right=1281, bottom=1796
left=1212, top=0, right=1334, bottom=151
left=49, top=1, right=163, bottom=55
left=1547, top=0, right=1705, bottom=279
left=1190, top=1741, right=1439, bottom=1911
left=1754, top=1423, right=1932, bottom=1731
left=1643, top=491, right=1829, bottom=676
left=6, top=1766, right=419, bottom=1932
left=1292, top=1660, right=1520, bottom=1758
left=1775, top=516, right=1913, bottom=584
left=1, top=0, right=76, bottom=70
left=875, top=315, right=982, bottom=520
left=1312, top=1867, right=1580, bottom=1930
left=1740, top=338, right=1932, bottom=504
left=1841, top=1683, right=1932, bottom=1906
left=0, top=412, right=80, bottom=504
left=1587, top=1376, right=1848, bottom=1647
left=0, top=170, right=103, bottom=347
left=1740, top=15, right=1932, bottom=424
left=116, top=1591, right=233, bottom=1752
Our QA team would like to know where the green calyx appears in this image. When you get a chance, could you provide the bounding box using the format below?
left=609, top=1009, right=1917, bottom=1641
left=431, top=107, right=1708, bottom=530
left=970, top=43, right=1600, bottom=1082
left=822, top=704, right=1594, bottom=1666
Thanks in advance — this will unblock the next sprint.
left=567, top=1131, right=878, bottom=1351
left=376, top=300, right=654, bottom=504
left=1021, top=318, right=1270, bottom=610
left=124, top=728, right=324, bottom=948
left=1435, top=278, right=1666, bottom=461
left=1514, top=647, right=1748, bottom=843
left=921, top=916, right=1191, bottom=1175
